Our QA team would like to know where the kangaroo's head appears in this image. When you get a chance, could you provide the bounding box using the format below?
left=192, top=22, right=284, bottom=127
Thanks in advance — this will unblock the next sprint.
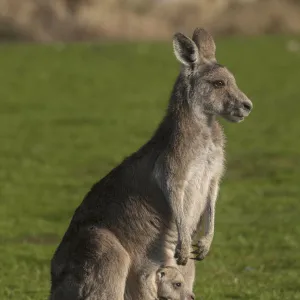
left=156, top=266, right=195, bottom=300
left=173, top=28, right=252, bottom=122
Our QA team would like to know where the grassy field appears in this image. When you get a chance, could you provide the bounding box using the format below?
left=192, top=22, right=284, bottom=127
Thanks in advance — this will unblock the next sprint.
left=0, top=36, right=300, bottom=299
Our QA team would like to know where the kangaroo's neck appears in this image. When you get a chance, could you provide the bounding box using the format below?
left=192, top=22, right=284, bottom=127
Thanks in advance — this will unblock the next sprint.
left=157, top=74, right=217, bottom=143
left=132, top=74, right=223, bottom=175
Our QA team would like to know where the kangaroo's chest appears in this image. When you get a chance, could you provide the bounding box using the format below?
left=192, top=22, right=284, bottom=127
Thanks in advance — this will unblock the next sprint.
left=184, top=140, right=224, bottom=232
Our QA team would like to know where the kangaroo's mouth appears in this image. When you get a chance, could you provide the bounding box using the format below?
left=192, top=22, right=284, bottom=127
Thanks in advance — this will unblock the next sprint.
left=229, top=115, right=245, bottom=122
left=222, top=113, right=245, bottom=123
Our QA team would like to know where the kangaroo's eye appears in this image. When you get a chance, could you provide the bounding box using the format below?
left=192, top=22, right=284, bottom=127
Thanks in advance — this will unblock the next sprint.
left=174, top=282, right=182, bottom=288
left=212, top=80, right=225, bottom=88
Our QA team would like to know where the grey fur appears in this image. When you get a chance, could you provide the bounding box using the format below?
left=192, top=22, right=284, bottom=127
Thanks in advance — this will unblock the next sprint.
left=50, top=27, right=252, bottom=300
left=156, top=266, right=195, bottom=300
left=125, top=266, right=194, bottom=300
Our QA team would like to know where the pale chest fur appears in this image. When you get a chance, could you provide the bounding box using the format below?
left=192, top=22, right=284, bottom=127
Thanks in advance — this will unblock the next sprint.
left=183, top=136, right=224, bottom=234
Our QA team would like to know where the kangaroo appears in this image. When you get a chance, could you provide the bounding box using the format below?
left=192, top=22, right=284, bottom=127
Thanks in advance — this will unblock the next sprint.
left=156, top=266, right=195, bottom=300
left=125, top=266, right=195, bottom=300
left=50, top=28, right=252, bottom=300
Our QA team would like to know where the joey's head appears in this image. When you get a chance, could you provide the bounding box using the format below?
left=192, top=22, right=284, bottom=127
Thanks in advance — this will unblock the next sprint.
left=173, top=28, right=252, bottom=123
left=156, top=266, right=195, bottom=300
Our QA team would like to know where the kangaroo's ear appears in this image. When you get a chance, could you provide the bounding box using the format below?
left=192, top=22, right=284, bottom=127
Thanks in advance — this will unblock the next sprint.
left=156, top=269, right=166, bottom=282
left=173, top=33, right=200, bottom=66
left=192, top=28, right=216, bottom=63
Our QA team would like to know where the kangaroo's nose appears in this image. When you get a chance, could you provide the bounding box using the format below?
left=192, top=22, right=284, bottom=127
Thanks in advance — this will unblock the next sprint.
left=189, top=292, right=195, bottom=300
left=242, top=100, right=253, bottom=112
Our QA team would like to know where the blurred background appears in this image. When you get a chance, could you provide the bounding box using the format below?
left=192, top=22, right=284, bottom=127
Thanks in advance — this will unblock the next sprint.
left=1, top=0, right=300, bottom=41
left=1, top=1, right=300, bottom=300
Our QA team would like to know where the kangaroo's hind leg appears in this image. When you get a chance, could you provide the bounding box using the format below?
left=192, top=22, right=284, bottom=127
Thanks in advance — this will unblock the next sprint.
left=50, top=227, right=131, bottom=300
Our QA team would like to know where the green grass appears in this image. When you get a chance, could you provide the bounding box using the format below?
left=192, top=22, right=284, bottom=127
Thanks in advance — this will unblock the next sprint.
left=0, top=36, right=300, bottom=299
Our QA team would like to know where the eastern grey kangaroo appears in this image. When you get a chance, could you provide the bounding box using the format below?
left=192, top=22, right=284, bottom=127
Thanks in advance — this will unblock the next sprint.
left=125, top=266, right=195, bottom=300
left=156, top=266, right=195, bottom=300
left=50, top=27, right=252, bottom=300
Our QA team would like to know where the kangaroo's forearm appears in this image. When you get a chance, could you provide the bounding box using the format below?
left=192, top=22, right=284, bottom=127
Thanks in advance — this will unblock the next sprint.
left=154, top=155, right=189, bottom=239
left=190, top=179, right=220, bottom=261
left=198, top=178, right=219, bottom=239
left=165, top=178, right=188, bottom=240
left=153, top=155, right=191, bottom=265
left=204, top=186, right=218, bottom=238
